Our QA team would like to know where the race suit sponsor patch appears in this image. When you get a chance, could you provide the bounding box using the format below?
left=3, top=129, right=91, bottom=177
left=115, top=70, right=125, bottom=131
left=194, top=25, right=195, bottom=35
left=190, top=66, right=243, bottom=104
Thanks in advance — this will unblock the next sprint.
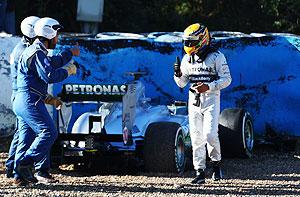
left=44, top=58, right=50, bottom=66
left=189, top=74, right=219, bottom=83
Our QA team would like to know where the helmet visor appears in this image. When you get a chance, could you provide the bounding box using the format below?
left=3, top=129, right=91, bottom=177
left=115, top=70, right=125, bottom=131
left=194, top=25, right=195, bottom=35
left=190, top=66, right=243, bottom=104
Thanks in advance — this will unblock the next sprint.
left=52, top=24, right=63, bottom=31
left=183, top=39, right=199, bottom=47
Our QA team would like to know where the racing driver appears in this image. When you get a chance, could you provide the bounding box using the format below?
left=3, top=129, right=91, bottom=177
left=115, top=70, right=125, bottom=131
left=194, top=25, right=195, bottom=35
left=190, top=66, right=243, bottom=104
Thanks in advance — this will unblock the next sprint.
left=173, top=23, right=232, bottom=184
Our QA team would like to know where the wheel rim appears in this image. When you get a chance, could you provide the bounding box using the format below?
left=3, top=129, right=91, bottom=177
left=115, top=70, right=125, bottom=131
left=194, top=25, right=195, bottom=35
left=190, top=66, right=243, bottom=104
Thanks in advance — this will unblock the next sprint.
left=242, top=115, right=254, bottom=152
left=175, top=130, right=185, bottom=172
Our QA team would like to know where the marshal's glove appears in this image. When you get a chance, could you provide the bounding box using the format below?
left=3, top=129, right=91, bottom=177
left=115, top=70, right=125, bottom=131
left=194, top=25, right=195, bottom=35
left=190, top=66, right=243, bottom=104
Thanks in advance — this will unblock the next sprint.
left=63, top=64, right=77, bottom=76
left=44, top=94, right=63, bottom=110
left=174, top=56, right=182, bottom=77
left=63, top=59, right=77, bottom=76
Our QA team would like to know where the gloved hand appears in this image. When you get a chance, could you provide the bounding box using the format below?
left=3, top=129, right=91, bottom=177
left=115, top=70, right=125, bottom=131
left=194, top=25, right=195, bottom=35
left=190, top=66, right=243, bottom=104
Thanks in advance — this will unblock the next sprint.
left=44, top=94, right=63, bottom=110
left=174, top=56, right=182, bottom=77
left=191, top=82, right=209, bottom=93
left=63, top=63, right=77, bottom=76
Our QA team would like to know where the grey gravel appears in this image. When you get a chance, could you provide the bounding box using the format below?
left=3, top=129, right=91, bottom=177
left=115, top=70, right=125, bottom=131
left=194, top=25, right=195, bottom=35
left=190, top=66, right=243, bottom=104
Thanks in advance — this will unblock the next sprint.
left=0, top=148, right=300, bottom=197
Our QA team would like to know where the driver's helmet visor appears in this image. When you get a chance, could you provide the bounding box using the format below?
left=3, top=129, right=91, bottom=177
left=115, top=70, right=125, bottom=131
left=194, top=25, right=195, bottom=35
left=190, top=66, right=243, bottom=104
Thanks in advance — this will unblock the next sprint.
left=182, top=34, right=204, bottom=47
left=183, top=39, right=199, bottom=47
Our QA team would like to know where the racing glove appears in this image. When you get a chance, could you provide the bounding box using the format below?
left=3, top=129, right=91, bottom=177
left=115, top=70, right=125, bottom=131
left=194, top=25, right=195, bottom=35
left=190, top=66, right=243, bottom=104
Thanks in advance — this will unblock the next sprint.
left=191, top=82, right=209, bottom=94
left=174, top=56, right=182, bottom=77
left=44, top=94, right=63, bottom=110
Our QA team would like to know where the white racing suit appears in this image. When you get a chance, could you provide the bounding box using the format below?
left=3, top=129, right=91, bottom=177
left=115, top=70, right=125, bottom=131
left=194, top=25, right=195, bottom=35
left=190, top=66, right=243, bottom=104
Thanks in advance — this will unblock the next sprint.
left=174, top=51, right=231, bottom=171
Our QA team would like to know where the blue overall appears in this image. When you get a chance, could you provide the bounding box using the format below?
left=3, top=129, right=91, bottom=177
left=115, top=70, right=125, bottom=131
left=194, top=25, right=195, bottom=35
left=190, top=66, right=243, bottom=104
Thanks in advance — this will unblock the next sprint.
left=5, top=38, right=29, bottom=177
left=13, top=39, right=72, bottom=175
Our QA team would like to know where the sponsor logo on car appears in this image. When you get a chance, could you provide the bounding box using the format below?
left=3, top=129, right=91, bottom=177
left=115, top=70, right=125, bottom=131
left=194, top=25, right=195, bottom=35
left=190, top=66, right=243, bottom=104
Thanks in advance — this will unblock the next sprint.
left=64, top=84, right=127, bottom=95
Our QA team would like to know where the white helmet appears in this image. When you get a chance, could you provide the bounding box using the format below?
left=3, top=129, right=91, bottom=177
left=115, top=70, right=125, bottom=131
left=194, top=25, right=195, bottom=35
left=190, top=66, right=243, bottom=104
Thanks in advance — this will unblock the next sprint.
left=34, top=17, right=63, bottom=40
left=20, top=16, right=40, bottom=38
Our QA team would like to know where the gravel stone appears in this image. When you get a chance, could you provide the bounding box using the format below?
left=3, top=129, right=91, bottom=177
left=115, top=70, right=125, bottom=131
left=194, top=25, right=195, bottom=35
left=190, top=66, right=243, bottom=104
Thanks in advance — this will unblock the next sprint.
left=0, top=149, right=300, bottom=196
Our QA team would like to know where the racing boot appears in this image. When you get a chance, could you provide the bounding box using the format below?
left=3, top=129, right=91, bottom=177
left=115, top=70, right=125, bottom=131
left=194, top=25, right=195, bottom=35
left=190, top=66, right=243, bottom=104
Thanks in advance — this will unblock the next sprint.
left=35, top=171, right=58, bottom=184
left=212, top=161, right=223, bottom=181
left=191, top=169, right=205, bottom=184
left=16, top=163, right=38, bottom=184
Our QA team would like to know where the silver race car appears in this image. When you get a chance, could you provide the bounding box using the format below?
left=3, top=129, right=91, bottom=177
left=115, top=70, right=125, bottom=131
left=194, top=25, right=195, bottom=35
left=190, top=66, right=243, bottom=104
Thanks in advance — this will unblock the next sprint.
left=52, top=72, right=254, bottom=173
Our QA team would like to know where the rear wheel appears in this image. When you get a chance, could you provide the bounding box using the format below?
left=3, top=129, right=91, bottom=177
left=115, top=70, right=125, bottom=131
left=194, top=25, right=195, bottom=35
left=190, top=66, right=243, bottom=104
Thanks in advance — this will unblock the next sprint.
left=144, top=122, right=186, bottom=173
left=218, top=108, right=254, bottom=158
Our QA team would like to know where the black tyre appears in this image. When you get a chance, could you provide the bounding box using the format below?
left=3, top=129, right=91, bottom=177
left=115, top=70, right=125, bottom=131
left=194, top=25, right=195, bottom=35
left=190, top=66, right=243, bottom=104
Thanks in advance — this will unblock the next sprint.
left=144, top=122, right=186, bottom=173
left=218, top=108, right=254, bottom=158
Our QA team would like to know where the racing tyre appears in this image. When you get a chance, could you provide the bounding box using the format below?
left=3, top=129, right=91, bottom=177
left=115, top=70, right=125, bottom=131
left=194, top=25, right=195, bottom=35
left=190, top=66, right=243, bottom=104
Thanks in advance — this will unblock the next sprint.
left=218, top=108, right=254, bottom=158
left=144, top=122, right=186, bottom=173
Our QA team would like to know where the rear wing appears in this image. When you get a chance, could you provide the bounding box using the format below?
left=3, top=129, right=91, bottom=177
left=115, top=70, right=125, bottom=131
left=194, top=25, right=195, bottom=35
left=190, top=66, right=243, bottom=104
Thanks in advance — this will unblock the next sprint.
left=58, top=84, right=128, bottom=102
left=57, top=83, right=137, bottom=146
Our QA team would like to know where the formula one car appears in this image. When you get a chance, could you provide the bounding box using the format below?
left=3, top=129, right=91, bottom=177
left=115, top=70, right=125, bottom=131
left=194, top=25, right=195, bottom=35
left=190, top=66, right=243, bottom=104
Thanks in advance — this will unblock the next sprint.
left=51, top=72, right=254, bottom=173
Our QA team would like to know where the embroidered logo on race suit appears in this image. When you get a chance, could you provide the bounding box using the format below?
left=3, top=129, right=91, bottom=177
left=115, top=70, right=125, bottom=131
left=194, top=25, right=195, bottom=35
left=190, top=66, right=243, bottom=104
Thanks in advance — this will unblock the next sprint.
left=191, top=66, right=213, bottom=73
left=44, top=58, right=50, bottom=67
left=189, top=74, right=219, bottom=83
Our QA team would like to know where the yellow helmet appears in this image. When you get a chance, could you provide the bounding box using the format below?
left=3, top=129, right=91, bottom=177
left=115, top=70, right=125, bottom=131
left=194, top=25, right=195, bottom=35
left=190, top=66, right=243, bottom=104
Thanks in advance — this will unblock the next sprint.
left=182, top=23, right=210, bottom=56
